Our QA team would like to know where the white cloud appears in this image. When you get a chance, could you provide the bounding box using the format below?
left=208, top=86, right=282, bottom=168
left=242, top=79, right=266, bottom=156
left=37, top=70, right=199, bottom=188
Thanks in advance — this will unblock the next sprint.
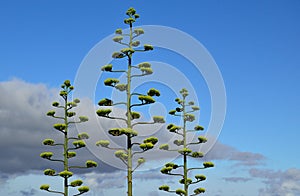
left=250, top=168, right=300, bottom=196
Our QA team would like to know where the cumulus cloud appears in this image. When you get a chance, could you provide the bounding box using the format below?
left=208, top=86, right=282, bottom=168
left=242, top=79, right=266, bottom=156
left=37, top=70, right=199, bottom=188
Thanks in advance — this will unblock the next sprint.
left=0, top=79, right=266, bottom=183
left=0, top=79, right=115, bottom=176
left=204, top=141, right=266, bottom=166
left=20, top=188, right=37, bottom=196
left=222, top=177, right=252, bottom=183
left=250, top=168, right=300, bottom=196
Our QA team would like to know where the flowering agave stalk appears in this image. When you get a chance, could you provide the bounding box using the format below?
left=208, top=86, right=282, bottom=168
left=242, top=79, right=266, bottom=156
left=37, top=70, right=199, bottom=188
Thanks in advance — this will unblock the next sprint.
left=95, top=7, right=165, bottom=196
left=40, top=80, right=98, bottom=196
left=159, top=88, right=214, bottom=196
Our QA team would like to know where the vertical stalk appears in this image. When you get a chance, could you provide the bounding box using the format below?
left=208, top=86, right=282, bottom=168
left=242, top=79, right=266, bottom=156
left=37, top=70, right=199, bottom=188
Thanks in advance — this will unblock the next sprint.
left=126, top=22, right=133, bottom=196
left=63, top=94, right=68, bottom=196
left=182, top=96, right=188, bottom=196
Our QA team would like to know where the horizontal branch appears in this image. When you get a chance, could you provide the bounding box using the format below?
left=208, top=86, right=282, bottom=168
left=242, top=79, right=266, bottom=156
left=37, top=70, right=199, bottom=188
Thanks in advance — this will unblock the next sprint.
left=187, top=167, right=205, bottom=172
left=52, top=116, right=64, bottom=120
left=111, top=70, right=127, bottom=73
left=68, top=166, right=87, bottom=169
left=99, top=115, right=127, bottom=122
left=132, top=121, right=155, bottom=127
left=45, top=189, right=64, bottom=195
left=130, top=103, right=147, bottom=109
left=164, top=172, right=184, bottom=177
left=113, top=102, right=127, bottom=106
left=131, top=74, right=148, bottom=78
left=187, top=142, right=200, bottom=146
left=48, top=158, right=64, bottom=163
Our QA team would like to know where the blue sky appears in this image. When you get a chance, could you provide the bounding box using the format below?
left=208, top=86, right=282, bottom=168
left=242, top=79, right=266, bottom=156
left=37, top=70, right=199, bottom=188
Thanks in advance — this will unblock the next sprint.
left=0, top=1, right=300, bottom=196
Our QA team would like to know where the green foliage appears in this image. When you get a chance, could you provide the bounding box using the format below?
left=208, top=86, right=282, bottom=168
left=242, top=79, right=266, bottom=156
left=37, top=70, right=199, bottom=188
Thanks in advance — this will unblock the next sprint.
left=101, top=64, right=113, bottom=72
left=194, top=125, right=204, bottom=131
left=130, top=111, right=141, bottom=119
left=134, top=28, right=144, bottom=35
left=179, top=178, right=192, bottom=185
left=140, top=67, right=153, bottom=75
left=138, top=95, right=155, bottom=104
left=115, top=150, right=128, bottom=160
left=104, top=78, right=119, bottom=87
left=168, top=124, right=181, bottom=133
left=175, top=189, right=186, bottom=195
left=96, top=140, right=110, bottom=147
left=67, top=111, right=76, bottom=117
left=40, top=184, right=50, bottom=190
left=96, top=109, right=112, bottom=117
left=44, top=169, right=56, bottom=176
left=78, top=186, right=89, bottom=193
left=40, top=152, right=53, bottom=159
left=46, top=110, right=56, bottom=117
left=115, top=84, right=127, bottom=91
left=193, top=188, right=205, bottom=194
left=73, top=98, right=80, bottom=103
left=59, top=170, right=73, bottom=178
left=132, top=40, right=140, bottom=47
left=98, top=98, right=113, bottom=106
left=159, top=144, right=169, bottom=150
left=169, top=110, right=176, bottom=115
left=165, top=162, right=179, bottom=169
left=73, top=140, right=86, bottom=148
left=121, top=47, right=135, bottom=55
left=191, top=106, right=200, bottom=111
left=115, top=28, right=122, bottom=34
left=86, top=160, right=98, bottom=168
left=144, top=44, right=154, bottom=51
left=178, top=148, right=192, bottom=155
left=138, top=62, right=151, bottom=68
left=112, top=52, right=125, bottom=59
left=52, top=102, right=60, bottom=107
left=108, top=128, right=138, bottom=137
left=203, top=162, right=214, bottom=168
left=198, top=136, right=207, bottom=143
left=184, top=114, right=195, bottom=122
left=67, top=151, right=77, bottom=159
left=143, top=137, right=158, bottom=145
left=147, top=88, right=160, bottom=96
left=174, top=139, right=184, bottom=146
left=153, top=116, right=165, bottom=123
left=139, top=142, right=154, bottom=150
left=195, top=175, right=206, bottom=181
left=79, top=116, right=89, bottom=122
left=113, top=36, right=123, bottom=42
left=53, top=124, right=66, bottom=132
left=78, top=132, right=89, bottom=139
left=67, top=101, right=77, bottom=107
left=43, top=139, right=55, bottom=146
left=70, top=179, right=83, bottom=187
left=191, top=152, right=204, bottom=158
left=159, top=185, right=170, bottom=191
left=137, top=157, right=146, bottom=164
left=160, top=166, right=173, bottom=174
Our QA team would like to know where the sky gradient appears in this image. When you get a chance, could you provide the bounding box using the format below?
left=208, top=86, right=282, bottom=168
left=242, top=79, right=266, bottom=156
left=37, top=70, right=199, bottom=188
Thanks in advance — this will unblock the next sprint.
left=0, top=1, right=300, bottom=196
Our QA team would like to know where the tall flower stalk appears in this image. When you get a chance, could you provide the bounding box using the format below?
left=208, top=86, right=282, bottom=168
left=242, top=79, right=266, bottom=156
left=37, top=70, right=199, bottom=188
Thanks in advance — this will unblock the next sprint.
left=159, top=88, right=214, bottom=196
left=40, top=80, right=98, bottom=196
left=95, top=7, right=165, bottom=196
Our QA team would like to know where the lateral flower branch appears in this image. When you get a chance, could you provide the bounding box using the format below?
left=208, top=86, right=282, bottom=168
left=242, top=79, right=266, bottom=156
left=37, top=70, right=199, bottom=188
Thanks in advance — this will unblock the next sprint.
left=159, top=89, right=214, bottom=196
left=40, top=80, right=98, bottom=196
left=96, top=7, right=164, bottom=196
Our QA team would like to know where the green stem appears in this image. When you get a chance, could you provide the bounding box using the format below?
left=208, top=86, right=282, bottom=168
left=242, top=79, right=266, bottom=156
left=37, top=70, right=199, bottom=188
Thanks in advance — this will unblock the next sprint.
left=183, top=96, right=188, bottom=196
left=126, top=21, right=133, bottom=196
left=64, top=93, right=69, bottom=196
